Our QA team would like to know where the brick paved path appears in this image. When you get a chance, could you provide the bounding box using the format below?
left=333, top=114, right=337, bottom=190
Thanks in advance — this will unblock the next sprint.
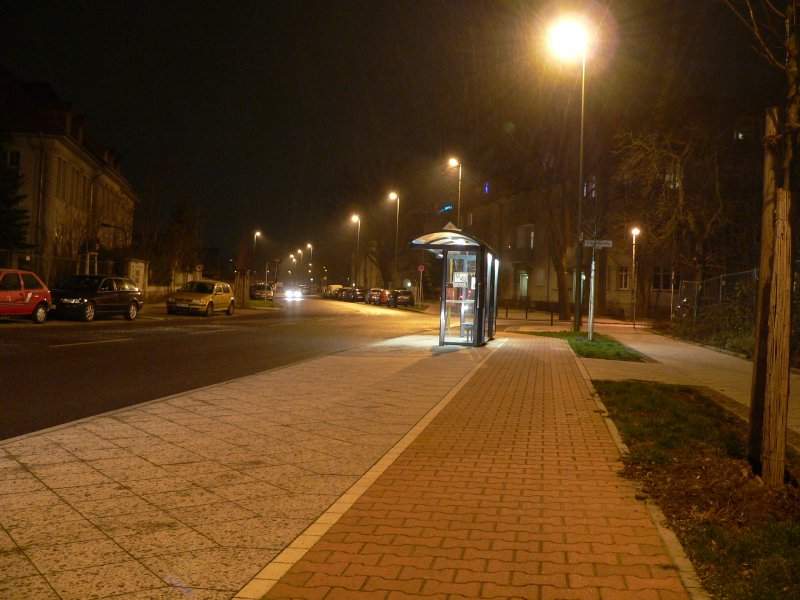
left=262, top=336, right=690, bottom=599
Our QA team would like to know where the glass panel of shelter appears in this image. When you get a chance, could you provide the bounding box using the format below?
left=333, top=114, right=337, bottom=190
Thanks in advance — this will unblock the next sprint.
left=443, top=251, right=477, bottom=344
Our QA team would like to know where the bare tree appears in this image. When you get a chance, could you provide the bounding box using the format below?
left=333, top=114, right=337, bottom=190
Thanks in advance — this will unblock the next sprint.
left=725, top=0, right=796, bottom=486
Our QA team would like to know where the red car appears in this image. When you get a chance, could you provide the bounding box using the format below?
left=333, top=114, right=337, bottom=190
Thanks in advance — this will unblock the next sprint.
left=0, top=268, right=52, bottom=324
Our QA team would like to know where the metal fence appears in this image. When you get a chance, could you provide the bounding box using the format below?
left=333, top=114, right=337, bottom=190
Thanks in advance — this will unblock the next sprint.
left=676, top=269, right=758, bottom=319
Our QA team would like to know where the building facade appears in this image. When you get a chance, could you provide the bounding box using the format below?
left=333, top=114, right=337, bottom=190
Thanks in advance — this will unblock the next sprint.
left=1, top=70, right=138, bottom=285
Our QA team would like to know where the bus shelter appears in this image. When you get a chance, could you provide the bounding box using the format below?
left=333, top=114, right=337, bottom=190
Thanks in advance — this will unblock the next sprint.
left=411, top=227, right=499, bottom=347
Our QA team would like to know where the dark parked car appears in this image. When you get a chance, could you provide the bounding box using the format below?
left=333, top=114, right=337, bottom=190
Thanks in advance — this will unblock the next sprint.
left=388, top=289, right=414, bottom=307
left=52, top=275, right=143, bottom=322
left=0, top=268, right=51, bottom=324
left=366, top=288, right=388, bottom=305
left=334, top=287, right=352, bottom=300
left=347, top=287, right=368, bottom=302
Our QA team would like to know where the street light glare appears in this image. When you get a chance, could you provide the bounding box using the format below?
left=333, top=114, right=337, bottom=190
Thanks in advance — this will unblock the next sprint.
left=448, top=157, right=460, bottom=168
left=254, top=230, right=261, bottom=238
left=548, top=17, right=588, bottom=61
left=389, top=192, right=398, bottom=200
left=351, top=214, right=360, bottom=223
left=631, top=227, right=641, bottom=236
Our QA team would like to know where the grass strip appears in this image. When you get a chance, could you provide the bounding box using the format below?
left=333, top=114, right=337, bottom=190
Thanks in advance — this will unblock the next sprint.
left=595, top=380, right=800, bottom=600
left=524, top=330, right=645, bottom=361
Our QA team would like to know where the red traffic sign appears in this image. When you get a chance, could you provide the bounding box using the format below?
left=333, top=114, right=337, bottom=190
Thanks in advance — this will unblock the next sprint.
left=418, top=264, right=425, bottom=272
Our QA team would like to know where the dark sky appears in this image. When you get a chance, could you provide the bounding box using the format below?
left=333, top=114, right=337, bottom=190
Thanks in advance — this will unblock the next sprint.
left=0, top=0, right=780, bottom=270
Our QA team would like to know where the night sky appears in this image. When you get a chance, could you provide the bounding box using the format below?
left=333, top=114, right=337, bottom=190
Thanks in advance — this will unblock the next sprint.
left=0, top=1, right=779, bottom=271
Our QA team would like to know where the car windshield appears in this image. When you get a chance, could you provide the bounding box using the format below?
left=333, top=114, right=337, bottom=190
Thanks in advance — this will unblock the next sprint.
left=181, top=281, right=215, bottom=294
left=60, top=275, right=103, bottom=290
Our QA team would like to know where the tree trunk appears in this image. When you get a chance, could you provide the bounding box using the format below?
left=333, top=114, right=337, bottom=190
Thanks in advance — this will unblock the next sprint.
left=762, top=187, right=792, bottom=486
left=748, top=107, right=779, bottom=473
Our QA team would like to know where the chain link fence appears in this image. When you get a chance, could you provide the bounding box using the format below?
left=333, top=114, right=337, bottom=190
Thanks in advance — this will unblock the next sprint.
left=675, top=269, right=759, bottom=320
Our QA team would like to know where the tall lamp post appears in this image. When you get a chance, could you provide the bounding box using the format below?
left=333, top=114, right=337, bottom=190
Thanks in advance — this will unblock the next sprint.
left=631, top=227, right=640, bottom=329
left=389, top=192, right=400, bottom=288
left=351, top=214, right=361, bottom=286
left=306, top=243, right=313, bottom=285
left=448, top=158, right=463, bottom=228
left=253, top=230, right=262, bottom=272
left=548, top=16, right=589, bottom=333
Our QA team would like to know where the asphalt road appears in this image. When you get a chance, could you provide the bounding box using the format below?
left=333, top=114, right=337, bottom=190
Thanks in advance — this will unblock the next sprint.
left=0, top=297, right=439, bottom=440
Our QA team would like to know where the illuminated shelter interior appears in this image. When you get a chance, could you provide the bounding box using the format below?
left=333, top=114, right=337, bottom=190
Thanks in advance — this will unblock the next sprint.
left=411, top=225, right=499, bottom=347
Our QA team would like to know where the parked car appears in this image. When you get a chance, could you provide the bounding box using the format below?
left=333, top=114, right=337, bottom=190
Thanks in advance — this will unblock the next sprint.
left=347, top=287, right=368, bottom=302
left=388, top=289, right=414, bottom=307
left=334, top=287, right=352, bottom=300
left=0, top=268, right=51, bottom=324
left=366, top=288, right=388, bottom=305
left=249, top=282, right=274, bottom=300
left=167, top=279, right=234, bottom=316
left=52, top=275, right=143, bottom=322
left=323, top=284, right=342, bottom=298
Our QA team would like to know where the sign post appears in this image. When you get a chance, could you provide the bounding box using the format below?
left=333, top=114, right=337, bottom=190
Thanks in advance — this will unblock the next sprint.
left=582, top=241, right=612, bottom=340
left=418, top=264, right=425, bottom=305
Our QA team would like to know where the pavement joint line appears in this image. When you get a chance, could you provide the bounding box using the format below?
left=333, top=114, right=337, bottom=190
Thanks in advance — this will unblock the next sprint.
left=571, top=339, right=712, bottom=600
left=48, top=337, right=134, bottom=348
left=232, top=337, right=505, bottom=600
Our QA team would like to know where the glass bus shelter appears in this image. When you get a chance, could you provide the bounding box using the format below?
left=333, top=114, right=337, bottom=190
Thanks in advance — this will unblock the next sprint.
left=411, top=226, right=499, bottom=347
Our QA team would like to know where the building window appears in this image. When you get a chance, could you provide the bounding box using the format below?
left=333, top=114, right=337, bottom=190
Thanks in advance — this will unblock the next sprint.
left=617, top=266, right=629, bottom=290
left=5, top=150, right=20, bottom=169
left=529, top=230, right=535, bottom=250
left=536, top=267, right=546, bottom=287
left=652, top=266, right=677, bottom=291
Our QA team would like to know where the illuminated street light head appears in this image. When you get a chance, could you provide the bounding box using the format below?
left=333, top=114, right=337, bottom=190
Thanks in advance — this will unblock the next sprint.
left=631, top=227, right=641, bottom=237
left=351, top=214, right=360, bottom=223
left=254, top=230, right=261, bottom=238
left=307, top=243, right=312, bottom=249
left=388, top=192, right=398, bottom=201
left=448, top=157, right=460, bottom=168
left=548, top=16, right=588, bottom=62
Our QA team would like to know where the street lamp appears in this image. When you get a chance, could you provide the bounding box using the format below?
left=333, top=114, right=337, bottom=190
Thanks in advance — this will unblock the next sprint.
left=253, top=230, right=262, bottom=269
left=351, top=214, right=361, bottom=286
left=306, top=243, right=313, bottom=285
left=448, top=158, right=463, bottom=228
left=631, top=227, right=640, bottom=329
left=389, top=192, right=400, bottom=287
left=548, top=15, right=589, bottom=332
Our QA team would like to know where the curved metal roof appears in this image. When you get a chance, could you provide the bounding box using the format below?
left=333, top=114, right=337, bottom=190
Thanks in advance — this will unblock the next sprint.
left=410, top=223, right=494, bottom=252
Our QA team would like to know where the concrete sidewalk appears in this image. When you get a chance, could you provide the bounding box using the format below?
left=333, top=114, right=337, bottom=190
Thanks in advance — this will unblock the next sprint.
left=4, top=321, right=766, bottom=599
left=247, top=335, right=696, bottom=600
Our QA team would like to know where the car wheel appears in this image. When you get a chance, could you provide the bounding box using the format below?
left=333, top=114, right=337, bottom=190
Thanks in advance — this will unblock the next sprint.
left=124, top=301, right=139, bottom=321
left=32, top=303, right=48, bottom=324
left=226, top=301, right=234, bottom=316
left=205, top=302, right=214, bottom=317
left=83, top=301, right=96, bottom=322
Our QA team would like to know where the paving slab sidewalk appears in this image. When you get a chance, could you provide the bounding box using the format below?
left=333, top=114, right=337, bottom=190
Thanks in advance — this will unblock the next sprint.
left=251, top=335, right=695, bottom=600
left=0, top=336, right=486, bottom=600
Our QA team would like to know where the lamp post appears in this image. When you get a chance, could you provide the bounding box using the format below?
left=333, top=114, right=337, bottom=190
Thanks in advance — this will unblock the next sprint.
left=549, top=16, right=589, bottom=333
left=389, top=192, right=400, bottom=287
left=306, top=243, right=313, bottom=285
left=631, top=227, right=640, bottom=329
left=448, top=158, right=462, bottom=228
left=351, top=214, right=361, bottom=286
left=253, top=230, right=262, bottom=271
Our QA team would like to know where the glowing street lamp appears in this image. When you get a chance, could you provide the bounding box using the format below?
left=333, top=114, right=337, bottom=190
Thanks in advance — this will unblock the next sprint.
left=448, top=158, right=463, bottom=228
left=253, top=230, right=262, bottom=267
left=351, top=214, right=361, bottom=286
left=631, top=227, right=640, bottom=328
left=388, top=192, right=400, bottom=287
left=548, top=15, right=590, bottom=332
